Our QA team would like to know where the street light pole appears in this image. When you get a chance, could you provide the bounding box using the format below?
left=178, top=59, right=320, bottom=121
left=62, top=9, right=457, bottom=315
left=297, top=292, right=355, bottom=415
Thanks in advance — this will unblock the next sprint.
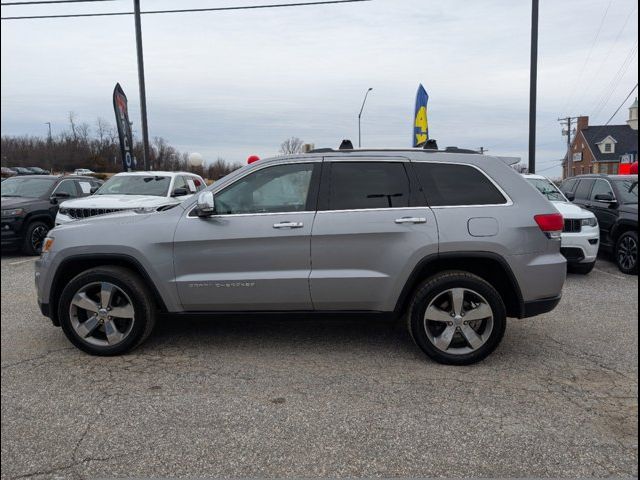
left=134, top=0, right=150, bottom=170
left=358, top=87, right=373, bottom=148
left=528, top=0, right=539, bottom=174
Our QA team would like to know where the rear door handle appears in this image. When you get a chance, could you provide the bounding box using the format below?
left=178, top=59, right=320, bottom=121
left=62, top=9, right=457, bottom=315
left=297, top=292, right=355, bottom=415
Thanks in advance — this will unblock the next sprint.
left=395, top=217, right=427, bottom=224
left=273, top=221, right=304, bottom=229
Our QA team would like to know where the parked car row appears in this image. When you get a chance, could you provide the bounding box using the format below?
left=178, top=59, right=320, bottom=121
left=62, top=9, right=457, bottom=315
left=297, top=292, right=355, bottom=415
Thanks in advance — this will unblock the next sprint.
left=1, top=166, right=51, bottom=178
left=524, top=173, right=637, bottom=275
left=1, top=171, right=205, bottom=255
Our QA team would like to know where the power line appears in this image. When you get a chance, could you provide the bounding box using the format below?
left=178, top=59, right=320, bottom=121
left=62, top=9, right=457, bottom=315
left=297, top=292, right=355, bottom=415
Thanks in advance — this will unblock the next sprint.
left=1, top=0, right=370, bottom=19
left=591, top=40, right=638, bottom=118
left=604, top=83, right=638, bottom=125
left=562, top=0, right=614, bottom=113
left=1, top=0, right=114, bottom=5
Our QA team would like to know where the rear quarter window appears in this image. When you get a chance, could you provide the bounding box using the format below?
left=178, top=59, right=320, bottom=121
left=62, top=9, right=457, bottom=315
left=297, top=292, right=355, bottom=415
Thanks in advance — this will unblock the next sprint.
left=413, top=163, right=507, bottom=206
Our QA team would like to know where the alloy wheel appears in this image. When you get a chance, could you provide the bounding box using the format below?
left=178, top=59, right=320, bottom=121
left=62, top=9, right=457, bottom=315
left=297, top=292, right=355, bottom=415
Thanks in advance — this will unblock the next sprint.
left=69, top=282, right=135, bottom=347
left=423, top=287, right=494, bottom=355
left=618, top=236, right=638, bottom=271
left=30, top=225, right=48, bottom=252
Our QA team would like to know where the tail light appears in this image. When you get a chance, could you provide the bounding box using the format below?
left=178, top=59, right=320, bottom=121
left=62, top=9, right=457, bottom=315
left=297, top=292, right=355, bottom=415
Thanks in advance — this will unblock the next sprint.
left=534, top=213, right=564, bottom=239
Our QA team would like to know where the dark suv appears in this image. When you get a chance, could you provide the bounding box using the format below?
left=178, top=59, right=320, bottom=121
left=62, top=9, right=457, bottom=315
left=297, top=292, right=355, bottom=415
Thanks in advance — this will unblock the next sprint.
left=560, top=174, right=638, bottom=274
left=1, top=175, right=101, bottom=255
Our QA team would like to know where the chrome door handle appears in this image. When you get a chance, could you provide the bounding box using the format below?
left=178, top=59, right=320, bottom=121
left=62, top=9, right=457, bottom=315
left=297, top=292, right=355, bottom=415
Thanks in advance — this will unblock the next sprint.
left=273, top=221, right=304, bottom=229
left=395, top=217, right=427, bottom=224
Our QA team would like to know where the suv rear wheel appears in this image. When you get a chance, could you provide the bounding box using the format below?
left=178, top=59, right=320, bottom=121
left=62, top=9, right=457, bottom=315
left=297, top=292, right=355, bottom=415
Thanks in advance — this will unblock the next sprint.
left=407, top=271, right=507, bottom=365
left=58, top=266, right=156, bottom=355
left=615, top=230, right=638, bottom=275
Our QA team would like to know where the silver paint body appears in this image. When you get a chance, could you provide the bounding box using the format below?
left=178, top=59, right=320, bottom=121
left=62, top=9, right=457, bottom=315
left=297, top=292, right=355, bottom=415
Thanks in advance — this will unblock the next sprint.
left=35, top=150, right=566, bottom=314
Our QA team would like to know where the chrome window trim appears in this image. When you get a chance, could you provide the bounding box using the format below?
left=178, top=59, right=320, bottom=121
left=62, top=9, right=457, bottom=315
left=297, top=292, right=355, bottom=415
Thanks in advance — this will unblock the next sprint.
left=187, top=210, right=315, bottom=220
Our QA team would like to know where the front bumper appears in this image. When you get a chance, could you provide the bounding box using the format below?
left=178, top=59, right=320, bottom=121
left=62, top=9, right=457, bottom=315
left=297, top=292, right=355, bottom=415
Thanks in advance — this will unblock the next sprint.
left=1, top=217, right=26, bottom=247
left=560, top=225, right=600, bottom=264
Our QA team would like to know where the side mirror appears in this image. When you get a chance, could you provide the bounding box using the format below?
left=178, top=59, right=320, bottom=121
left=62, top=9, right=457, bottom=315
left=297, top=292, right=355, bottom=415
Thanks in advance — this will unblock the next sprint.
left=196, top=191, right=215, bottom=217
left=594, top=193, right=616, bottom=203
left=564, top=191, right=575, bottom=201
left=172, top=187, right=189, bottom=197
left=50, top=191, right=70, bottom=204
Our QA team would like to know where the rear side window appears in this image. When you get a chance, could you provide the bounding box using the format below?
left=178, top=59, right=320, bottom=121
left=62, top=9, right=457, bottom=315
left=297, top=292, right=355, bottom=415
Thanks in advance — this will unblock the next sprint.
left=329, top=162, right=410, bottom=210
left=574, top=179, right=595, bottom=200
left=413, top=163, right=507, bottom=206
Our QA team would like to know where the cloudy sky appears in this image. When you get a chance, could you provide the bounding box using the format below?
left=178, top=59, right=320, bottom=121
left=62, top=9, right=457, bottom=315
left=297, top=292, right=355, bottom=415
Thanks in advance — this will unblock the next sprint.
left=1, top=0, right=638, bottom=177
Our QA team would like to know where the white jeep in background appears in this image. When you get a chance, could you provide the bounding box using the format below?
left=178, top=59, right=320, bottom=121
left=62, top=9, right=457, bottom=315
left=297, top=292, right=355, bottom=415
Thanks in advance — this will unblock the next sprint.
left=55, top=171, right=206, bottom=225
left=524, top=174, right=600, bottom=274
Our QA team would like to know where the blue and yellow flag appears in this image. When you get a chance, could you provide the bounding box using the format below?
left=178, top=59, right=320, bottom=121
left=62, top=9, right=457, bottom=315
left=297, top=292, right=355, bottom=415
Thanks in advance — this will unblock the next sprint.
left=413, top=84, right=429, bottom=147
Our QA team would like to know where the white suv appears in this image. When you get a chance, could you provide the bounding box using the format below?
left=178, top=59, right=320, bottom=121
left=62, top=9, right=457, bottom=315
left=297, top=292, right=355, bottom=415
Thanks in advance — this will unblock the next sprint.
left=56, top=171, right=206, bottom=225
left=524, top=174, right=599, bottom=274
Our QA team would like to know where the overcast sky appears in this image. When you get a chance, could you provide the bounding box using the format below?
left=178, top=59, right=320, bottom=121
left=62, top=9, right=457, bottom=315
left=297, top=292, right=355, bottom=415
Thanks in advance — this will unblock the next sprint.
left=1, top=0, right=638, bottom=177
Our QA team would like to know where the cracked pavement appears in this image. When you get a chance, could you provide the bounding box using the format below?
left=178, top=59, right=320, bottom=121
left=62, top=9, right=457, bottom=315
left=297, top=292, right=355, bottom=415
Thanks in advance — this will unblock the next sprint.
left=1, top=253, right=637, bottom=478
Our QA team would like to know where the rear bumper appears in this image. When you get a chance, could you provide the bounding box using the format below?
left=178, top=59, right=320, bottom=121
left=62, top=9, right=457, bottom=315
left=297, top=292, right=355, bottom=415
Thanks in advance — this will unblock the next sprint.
left=522, top=295, right=562, bottom=318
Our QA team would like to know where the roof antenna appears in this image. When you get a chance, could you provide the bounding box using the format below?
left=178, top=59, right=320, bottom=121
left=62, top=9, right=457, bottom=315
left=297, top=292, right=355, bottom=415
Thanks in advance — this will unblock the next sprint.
left=339, top=139, right=354, bottom=150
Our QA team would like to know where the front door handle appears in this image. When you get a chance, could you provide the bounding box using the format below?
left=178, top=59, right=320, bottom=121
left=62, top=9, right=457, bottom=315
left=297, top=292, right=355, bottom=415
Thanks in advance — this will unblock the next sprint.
left=273, top=221, right=304, bottom=229
left=395, top=217, right=427, bottom=224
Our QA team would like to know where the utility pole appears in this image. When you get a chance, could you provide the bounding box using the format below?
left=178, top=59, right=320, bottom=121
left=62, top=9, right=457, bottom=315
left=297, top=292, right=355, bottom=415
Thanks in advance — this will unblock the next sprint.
left=45, top=122, right=53, bottom=173
left=528, top=0, right=539, bottom=174
left=134, top=0, right=150, bottom=170
left=558, top=116, right=579, bottom=178
left=478, top=147, right=489, bottom=154
left=358, top=87, right=373, bottom=148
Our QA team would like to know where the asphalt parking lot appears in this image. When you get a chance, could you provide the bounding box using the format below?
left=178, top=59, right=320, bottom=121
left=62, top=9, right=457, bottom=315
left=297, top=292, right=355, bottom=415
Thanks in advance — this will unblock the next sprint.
left=1, top=253, right=637, bottom=479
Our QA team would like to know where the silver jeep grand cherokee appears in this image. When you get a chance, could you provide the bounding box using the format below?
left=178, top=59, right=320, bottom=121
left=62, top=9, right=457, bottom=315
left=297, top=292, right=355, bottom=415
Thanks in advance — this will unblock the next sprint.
left=35, top=148, right=567, bottom=365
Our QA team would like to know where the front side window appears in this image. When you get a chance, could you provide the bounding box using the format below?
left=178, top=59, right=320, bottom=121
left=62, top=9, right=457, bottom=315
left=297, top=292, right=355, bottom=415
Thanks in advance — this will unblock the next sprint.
left=590, top=180, right=614, bottom=201
left=328, top=162, right=410, bottom=210
left=53, top=180, right=78, bottom=197
left=574, top=179, right=595, bottom=200
left=561, top=178, right=578, bottom=194
left=414, top=163, right=507, bottom=206
left=215, top=163, right=314, bottom=214
left=95, top=175, right=171, bottom=196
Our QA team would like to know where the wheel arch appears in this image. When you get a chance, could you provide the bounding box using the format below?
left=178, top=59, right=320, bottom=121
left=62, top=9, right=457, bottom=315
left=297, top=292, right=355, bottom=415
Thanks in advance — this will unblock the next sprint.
left=24, top=212, right=55, bottom=229
left=611, top=220, right=638, bottom=245
left=394, top=252, right=525, bottom=319
left=49, top=254, right=168, bottom=326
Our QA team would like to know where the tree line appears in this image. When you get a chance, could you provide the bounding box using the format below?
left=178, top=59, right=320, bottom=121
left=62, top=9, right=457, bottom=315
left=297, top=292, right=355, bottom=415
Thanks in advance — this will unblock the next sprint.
left=1, top=113, right=242, bottom=181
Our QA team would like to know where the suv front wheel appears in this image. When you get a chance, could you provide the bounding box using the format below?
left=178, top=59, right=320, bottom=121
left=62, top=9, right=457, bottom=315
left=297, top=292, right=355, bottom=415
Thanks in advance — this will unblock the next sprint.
left=407, top=271, right=507, bottom=365
left=58, top=266, right=157, bottom=355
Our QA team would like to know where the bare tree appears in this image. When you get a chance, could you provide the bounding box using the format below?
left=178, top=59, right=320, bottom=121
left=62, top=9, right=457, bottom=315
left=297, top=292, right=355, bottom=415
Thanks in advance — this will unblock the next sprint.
left=279, top=137, right=304, bottom=155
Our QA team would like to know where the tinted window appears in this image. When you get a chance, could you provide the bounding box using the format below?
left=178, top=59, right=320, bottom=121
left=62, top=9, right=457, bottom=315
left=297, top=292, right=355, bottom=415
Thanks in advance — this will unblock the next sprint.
left=574, top=179, right=595, bottom=200
left=53, top=180, right=78, bottom=197
left=561, top=178, right=578, bottom=194
left=414, top=163, right=506, bottom=206
left=590, top=179, right=614, bottom=201
left=216, top=163, right=314, bottom=214
left=329, top=162, right=410, bottom=210
left=612, top=179, right=638, bottom=204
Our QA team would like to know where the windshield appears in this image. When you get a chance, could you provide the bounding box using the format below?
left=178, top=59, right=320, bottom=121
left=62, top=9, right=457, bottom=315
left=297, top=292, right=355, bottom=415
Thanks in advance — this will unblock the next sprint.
left=1, top=177, right=56, bottom=198
left=526, top=177, right=567, bottom=202
left=613, top=179, right=638, bottom=204
left=95, top=175, right=170, bottom=196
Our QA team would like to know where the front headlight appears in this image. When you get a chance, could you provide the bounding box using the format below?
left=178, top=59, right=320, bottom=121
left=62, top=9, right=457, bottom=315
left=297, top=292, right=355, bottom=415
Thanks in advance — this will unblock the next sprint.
left=58, top=207, right=69, bottom=215
left=134, top=207, right=159, bottom=213
left=1, top=208, right=25, bottom=217
left=581, top=217, right=598, bottom=227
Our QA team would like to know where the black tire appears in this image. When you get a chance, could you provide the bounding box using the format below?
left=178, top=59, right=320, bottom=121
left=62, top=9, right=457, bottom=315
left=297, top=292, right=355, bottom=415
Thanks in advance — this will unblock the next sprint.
left=58, top=266, right=157, bottom=356
left=615, top=230, right=638, bottom=275
left=406, top=271, right=507, bottom=365
left=568, top=261, right=596, bottom=275
left=21, top=220, right=50, bottom=256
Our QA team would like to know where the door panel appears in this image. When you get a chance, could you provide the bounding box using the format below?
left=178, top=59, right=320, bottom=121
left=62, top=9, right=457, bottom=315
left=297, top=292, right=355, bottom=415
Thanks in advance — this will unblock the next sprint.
left=173, top=213, right=315, bottom=310
left=310, top=208, right=437, bottom=311
left=173, top=161, right=320, bottom=311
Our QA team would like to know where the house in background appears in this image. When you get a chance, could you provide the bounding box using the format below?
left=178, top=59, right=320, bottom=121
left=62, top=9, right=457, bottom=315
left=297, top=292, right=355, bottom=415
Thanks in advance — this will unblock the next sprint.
left=563, top=98, right=638, bottom=178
